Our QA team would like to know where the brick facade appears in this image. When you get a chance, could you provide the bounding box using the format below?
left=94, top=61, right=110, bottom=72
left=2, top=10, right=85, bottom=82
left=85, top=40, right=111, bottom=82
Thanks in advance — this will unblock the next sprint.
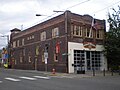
left=10, top=11, right=106, bottom=73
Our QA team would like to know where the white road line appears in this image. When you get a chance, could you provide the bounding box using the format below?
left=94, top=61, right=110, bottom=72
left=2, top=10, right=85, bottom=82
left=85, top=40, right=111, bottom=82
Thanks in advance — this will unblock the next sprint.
left=5, top=78, right=21, bottom=82
left=0, top=81, right=3, bottom=83
left=33, top=76, right=50, bottom=80
left=19, top=77, right=36, bottom=80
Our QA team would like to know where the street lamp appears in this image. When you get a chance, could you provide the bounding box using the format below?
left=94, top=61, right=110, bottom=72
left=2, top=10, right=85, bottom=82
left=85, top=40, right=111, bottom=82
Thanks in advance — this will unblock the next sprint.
left=35, top=14, right=48, bottom=71
left=36, top=14, right=47, bottom=16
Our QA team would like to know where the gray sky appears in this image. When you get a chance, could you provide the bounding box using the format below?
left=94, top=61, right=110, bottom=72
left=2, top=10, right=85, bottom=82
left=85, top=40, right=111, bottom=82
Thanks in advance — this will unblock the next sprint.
left=0, top=0, right=120, bottom=49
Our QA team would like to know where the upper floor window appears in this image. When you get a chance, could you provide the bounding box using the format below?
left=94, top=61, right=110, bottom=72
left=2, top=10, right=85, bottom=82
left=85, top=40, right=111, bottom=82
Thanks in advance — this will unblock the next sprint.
left=52, top=27, right=59, bottom=38
left=73, top=25, right=82, bottom=37
left=32, top=35, right=34, bottom=39
left=13, top=41, right=16, bottom=48
left=96, top=30, right=103, bottom=39
left=84, top=28, right=93, bottom=38
left=22, top=38, right=25, bottom=46
left=17, top=40, right=20, bottom=47
left=40, top=31, right=46, bottom=41
left=27, top=35, right=34, bottom=40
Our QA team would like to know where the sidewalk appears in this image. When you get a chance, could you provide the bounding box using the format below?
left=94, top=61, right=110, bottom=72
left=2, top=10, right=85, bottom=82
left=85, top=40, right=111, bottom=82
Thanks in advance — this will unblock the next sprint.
left=1, top=68, right=120, bottom=78
left=44, top=70, right=120, bottom=78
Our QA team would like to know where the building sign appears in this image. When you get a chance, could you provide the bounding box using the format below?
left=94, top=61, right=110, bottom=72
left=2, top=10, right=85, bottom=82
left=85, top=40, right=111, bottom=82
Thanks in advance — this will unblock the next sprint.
left=44, top=52, right=48, bottom=59
left=56, top=42, right=60, bottom=54
left=83, top=42, right=96, bottom=50
left=45, top=58, right=47, bottom=64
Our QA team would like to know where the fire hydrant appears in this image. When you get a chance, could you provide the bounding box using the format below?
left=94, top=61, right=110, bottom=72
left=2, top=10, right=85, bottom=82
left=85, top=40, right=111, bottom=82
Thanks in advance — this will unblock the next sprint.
left=52, top=68, right=55, bottom=74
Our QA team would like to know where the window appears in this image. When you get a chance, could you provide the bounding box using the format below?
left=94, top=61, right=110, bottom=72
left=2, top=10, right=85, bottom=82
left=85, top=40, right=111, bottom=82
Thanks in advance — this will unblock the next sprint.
left=27, top=35, right=34, bottom=40
left=13, top=41, right=16, bottom=48
left=17, top=40, right=20, bottom=47
left=19, top=52, right=23, bottom=63
left=42, top=49, right=45, bottom=62
left=28, top=52, right=31, bottom=63
left=42, top=55, right=45, bottom=62
left=32, top=35, right=34, bottom=39
left=27, top=37, right=30, bottom=40
left=84, top=28, right=93, bottom=38
left=73, top=25, right=82, bottom=37
left=40, top=31, right=46, bottom=41
left=22, top=38, right=25, bottom=46
left=52, top=27, right=59, bottom=38
left=54, top=53, right=58, bottom=62
left=96, top=30, right=103, bottom=39
left=28, top=56, right=31, bottom=63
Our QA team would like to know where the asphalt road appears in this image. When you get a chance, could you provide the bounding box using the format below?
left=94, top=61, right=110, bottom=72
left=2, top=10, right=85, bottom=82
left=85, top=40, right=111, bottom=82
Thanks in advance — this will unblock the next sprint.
left=0, top=68, right=120, bottom=90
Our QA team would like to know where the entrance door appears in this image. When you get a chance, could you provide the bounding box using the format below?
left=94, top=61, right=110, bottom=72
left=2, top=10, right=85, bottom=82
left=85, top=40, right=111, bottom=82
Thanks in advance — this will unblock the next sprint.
left=74, top=50, right=85, bottom=73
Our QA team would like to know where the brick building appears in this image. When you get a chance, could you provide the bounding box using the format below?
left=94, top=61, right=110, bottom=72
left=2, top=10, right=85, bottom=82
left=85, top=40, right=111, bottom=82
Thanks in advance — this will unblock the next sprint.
left=10, top=11, right=107, bottom=73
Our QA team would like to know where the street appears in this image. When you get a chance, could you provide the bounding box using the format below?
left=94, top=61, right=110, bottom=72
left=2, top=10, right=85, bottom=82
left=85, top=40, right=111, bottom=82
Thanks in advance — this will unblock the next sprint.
left=0, top=68, right=120, bottom=90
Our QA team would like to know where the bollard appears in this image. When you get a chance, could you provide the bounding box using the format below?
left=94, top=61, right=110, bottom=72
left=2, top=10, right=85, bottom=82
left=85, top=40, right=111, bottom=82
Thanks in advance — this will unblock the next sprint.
left=103, top=69, right=105, bottom=76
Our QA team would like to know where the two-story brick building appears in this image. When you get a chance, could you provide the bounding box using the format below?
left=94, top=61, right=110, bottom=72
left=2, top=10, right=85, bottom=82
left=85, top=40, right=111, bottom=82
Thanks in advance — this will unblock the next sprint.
left=10, top=11, right=107, bottom=73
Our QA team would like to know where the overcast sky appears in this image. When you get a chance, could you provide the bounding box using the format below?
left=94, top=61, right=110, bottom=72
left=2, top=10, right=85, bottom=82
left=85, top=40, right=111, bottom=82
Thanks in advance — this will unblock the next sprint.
left=0, top=0, right=120, bottom=49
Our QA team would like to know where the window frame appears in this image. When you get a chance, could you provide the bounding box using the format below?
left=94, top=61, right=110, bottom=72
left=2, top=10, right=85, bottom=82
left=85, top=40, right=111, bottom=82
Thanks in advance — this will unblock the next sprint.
left=52, top=27, right=59, bottom=38
left=40, top=31, right=46, bottom=41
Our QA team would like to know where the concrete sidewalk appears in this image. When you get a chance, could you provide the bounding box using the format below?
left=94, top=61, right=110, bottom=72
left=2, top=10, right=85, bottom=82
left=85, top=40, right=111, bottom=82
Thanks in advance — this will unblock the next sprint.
left=1, top=68, right=119, bottom=78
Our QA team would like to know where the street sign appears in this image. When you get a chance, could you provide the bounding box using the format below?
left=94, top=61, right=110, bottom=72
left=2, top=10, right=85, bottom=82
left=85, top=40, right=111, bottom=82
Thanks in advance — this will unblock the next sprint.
left=44, top=52, right=48, bottom=59
left=62, top=53, right=70, bottom=56
left=45, top=58, right=47, bottom=64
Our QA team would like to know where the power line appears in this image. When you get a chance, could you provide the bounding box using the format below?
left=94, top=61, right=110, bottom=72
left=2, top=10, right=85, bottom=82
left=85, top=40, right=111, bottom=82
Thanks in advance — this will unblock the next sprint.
left=65, top=0, right=90, bottom=10
left=35, top=0, right=90, bottom=24
left=92, top=0, right=120, bottom=14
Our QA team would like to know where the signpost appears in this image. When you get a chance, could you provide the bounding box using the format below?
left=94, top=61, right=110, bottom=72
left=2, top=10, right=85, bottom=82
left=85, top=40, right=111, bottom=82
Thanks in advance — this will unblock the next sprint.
left=44, top=52, right=48, bottom=72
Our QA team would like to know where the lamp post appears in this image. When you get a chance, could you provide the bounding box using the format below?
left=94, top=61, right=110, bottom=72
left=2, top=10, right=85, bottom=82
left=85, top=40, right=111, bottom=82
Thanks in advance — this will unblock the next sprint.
left=36, top=14, right=48, bottom=71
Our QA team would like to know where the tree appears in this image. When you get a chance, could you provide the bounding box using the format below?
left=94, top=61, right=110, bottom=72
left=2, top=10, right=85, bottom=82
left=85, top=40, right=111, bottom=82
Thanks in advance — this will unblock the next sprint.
left=104, top=6, right=120, bottom=70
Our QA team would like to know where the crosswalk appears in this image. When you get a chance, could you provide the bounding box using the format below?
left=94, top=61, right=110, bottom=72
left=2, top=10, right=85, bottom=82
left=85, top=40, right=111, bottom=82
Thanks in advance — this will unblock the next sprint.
left=5, top=78, right=21, bottom=82
left=19, top=76, right=37, bottom=80
left=0, top=76, right=50, bottom=83
left=33, top=76, right=50, bottom=80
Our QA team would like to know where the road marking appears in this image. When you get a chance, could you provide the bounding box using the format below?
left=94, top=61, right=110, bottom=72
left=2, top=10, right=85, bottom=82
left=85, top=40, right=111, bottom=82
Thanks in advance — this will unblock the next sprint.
left=5, top=78, right=21, bottom=82
left=33, top=76, right=50, bottom=80
left=19, top=76, right=36, bottom=80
